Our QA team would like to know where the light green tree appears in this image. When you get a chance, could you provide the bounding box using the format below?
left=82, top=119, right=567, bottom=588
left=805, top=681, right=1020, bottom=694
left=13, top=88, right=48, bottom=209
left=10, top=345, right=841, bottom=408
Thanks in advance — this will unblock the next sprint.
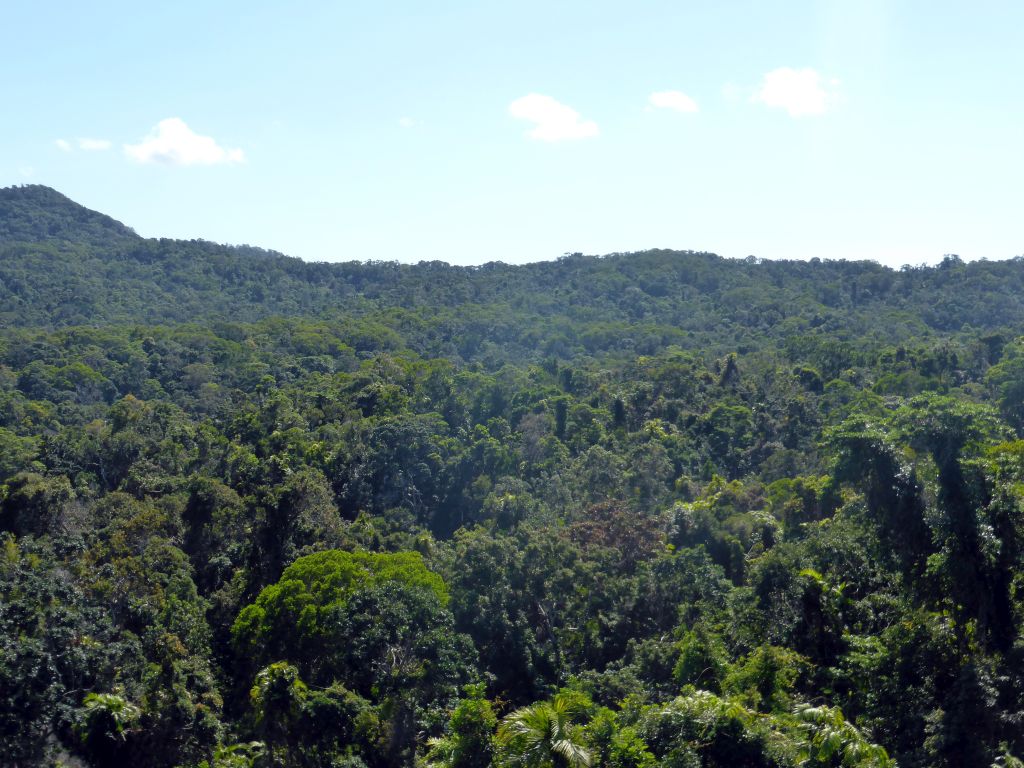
left=496, top=694, right=592, bottom=768
left=795, top=703, right=895, bottom=767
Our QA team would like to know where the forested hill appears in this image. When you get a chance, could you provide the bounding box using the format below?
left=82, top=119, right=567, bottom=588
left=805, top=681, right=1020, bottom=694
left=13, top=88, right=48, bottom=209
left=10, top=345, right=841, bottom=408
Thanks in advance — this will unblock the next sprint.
left=10, top=185, right=1024, bottom=767
left=0, top=184, right=140, bottom=247
left=3, top=184, right=1024, bottom=353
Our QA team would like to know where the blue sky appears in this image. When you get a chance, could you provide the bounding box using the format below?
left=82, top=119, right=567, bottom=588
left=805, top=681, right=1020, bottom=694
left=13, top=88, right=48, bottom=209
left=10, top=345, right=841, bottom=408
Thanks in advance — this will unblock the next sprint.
left=3, top=1, right=1022, bottom=266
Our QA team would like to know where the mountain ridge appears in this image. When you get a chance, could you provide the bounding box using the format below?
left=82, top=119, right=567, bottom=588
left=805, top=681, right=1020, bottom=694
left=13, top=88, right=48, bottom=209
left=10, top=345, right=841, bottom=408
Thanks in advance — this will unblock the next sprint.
left=0, top=184, right=140, bottom=247
left=3, top=185, right=1024, bottom=361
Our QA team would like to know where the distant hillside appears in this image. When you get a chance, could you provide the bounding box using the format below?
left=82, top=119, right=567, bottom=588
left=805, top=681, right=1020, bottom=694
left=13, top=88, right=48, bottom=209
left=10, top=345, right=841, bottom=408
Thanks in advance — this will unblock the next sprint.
left=3, top=184, right=1024, bottom=361
left=0, top=185, right=140, bottom=247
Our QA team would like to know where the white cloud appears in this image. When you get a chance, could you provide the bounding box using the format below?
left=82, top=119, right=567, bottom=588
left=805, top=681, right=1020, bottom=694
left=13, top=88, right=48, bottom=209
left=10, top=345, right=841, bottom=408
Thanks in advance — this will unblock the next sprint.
left=752, top=67, right=838, bottom=117
left=78, top=138, right=112, bottom=151
left=124, top=118, right=245, bottom=165
left=508, top=94, right=598, bottom=142
left=55, top=139, right=71, bottom=152
left=398, top=116, right=417, bottom=128
left=649, top=90, right=699, bottom=113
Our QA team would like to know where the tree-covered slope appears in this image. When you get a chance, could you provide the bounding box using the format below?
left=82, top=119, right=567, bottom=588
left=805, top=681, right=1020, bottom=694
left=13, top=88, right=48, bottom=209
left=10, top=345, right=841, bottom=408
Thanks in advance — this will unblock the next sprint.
left=0, top=185, right=140, bottom=247
left=2, top=185, right=1024, bottom=352
left=6, top=186, right=1024, bottom=767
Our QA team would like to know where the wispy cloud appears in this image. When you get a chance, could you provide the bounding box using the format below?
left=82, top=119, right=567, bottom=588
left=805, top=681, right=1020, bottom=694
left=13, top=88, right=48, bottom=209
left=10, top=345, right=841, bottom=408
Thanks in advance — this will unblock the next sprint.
left=78, top=138, right=112, bottom=151
left=124, top=118, right=244, bottom=165
left=648, top=90, right=699, bottom=113
left=508, top=94, right=598, bottom=142
left=56, top=137, right=112, bottom=152
left=752, top=67, right=839, bottom=117
left=398, top=116, right=417, bottom=128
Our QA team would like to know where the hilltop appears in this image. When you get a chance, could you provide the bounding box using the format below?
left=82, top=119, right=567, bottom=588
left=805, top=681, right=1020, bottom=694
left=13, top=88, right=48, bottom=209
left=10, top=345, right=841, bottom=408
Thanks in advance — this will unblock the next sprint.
left=0, top=184, right=140, bottom=247
left=2, top=185, right=1024, bottom=360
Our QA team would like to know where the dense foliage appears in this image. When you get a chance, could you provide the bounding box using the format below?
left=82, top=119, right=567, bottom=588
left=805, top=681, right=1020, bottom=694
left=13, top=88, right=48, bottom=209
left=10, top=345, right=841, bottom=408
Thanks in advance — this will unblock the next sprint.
left=3, top=185, right=1024, bottom=766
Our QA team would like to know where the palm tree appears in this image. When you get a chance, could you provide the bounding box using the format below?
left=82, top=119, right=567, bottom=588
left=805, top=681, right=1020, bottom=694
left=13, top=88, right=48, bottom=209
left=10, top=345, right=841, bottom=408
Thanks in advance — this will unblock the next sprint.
left=795, top=703, right=895, bottom=767
left=496, top=695, right=592, bottom=768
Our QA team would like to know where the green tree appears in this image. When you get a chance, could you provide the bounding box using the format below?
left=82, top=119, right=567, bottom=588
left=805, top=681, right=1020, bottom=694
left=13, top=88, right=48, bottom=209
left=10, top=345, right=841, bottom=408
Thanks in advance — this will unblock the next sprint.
left=795, top=703, right=894, bottom=767
left=233, top=550, right=473, bottom=767
left=496, top=694, right=592, bottom=768
left=426, top=684, right=497, bottom=768
left=74, top=692, right=142, bottom=766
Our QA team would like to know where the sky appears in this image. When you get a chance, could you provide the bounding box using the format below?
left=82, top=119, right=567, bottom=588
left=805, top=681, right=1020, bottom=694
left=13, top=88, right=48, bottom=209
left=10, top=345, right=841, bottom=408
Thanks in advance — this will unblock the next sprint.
left=2, top=1, right=1023, bottom=267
